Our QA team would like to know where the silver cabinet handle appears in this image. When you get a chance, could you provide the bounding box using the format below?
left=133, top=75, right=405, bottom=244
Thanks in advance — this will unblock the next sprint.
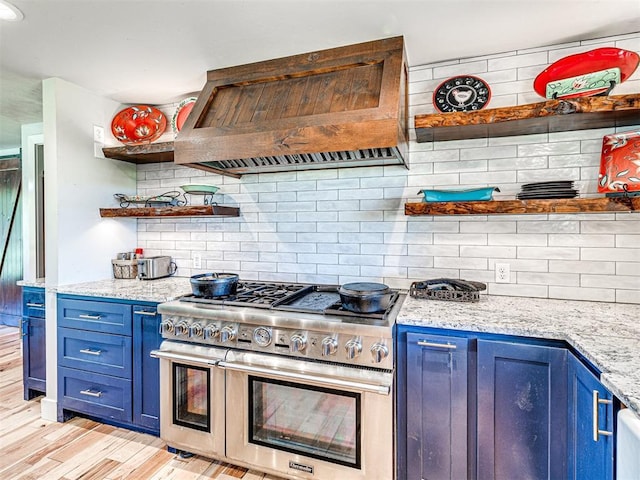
left=134, top=310, right=157, bottom=316
left=218, top=361, right=391, bottom=396
left=79, top=389, right=102, bottom=398
left=593, top=389, right=613, bottom=441
left=79, top=348, right=102, bottom=356
left=417, top=340, right=457, bottom=349
left=78, top=314, right=102, bottom=320
left=26, top=302, right=44, bottom=308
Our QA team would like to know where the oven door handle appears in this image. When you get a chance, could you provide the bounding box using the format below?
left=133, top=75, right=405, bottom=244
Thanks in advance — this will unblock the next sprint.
left=150, top=349, right=221, bottom=366
left=217, top=360, right=391, bottom=395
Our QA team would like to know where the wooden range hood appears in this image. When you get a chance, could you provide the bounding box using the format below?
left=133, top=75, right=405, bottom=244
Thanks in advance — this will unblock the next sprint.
left=174, top=36, right=409, bottom=177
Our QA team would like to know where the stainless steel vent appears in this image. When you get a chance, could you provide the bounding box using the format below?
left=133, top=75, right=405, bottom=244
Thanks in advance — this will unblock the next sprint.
left=195, top=147, right=404, bottom=175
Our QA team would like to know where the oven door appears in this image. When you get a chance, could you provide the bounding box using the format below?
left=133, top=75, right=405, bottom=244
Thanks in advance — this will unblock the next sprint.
left=220, top=350, right=393, bottom=480
left=150, top=341, right=227, bottom=458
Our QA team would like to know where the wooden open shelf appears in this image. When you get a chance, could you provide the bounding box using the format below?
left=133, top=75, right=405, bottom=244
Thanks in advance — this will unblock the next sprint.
left=102, top=142, right=175, bottom=164
left=414, top=94, right=640, bottom=143
left=405, top=197, right=640, bottom=216
left=99, top=205, right=240, bottom=218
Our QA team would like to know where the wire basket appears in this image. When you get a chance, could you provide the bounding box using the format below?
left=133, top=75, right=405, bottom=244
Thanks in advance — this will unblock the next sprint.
left=112, top=259, right=138, bottom=279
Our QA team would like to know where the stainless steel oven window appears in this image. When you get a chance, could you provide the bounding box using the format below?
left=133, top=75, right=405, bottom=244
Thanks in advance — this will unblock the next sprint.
left=248, top=375, right=361, bottom=468
left=173, top=363, right=210, bottom=432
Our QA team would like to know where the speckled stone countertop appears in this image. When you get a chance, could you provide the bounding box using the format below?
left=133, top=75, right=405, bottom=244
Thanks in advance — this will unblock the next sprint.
left=17, top=278, right=46, bottom=288
left=398, top=294, right=640, bottom=417
left=52, top=277, right=192, bottom=303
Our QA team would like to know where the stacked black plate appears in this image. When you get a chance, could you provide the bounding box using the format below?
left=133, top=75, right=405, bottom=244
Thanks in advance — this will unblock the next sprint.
left=516, top=181, right=578, bottom=200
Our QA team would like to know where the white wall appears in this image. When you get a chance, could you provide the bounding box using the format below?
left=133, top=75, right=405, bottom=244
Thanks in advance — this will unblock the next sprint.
left=43, top=78, right=138, bottom=286
left=132, top=32, right=640, bottom=305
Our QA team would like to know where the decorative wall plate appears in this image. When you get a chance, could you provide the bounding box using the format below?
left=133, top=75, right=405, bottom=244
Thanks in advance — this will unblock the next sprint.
left=111, top=105, right=167, bottom=145
left=171, top=97, right=197, bottom=135
left=598, top=130, right=640, bottom=194
left=433, top=75, right=491, bottom=113
left=533, top=47, right=640, bottom=99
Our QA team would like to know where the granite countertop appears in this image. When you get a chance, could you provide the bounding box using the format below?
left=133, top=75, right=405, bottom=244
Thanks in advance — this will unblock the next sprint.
left=52, top=277, right=192, bottom=303
left=398, top=294, right=640, bottom=417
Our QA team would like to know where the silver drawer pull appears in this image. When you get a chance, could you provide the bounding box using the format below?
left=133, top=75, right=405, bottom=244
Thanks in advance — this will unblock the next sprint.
left=26, top=302, right=44, bottom=308
left=79, top=389, right=102, bottom=398
left=78, top=314, right=102, bottom=320
left=79, top=348, right=102, bottom=356
left=133, top=310, right=156, bottom=316
left=417, top=340, right=457, bottom=349
left=593, top=390, right=613, bottom=441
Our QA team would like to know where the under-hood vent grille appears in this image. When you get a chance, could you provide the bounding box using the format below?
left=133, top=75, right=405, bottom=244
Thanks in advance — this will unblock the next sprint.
left=174, top=36, right=408, bottom=177
left=197, top=147, right=403, bottom=175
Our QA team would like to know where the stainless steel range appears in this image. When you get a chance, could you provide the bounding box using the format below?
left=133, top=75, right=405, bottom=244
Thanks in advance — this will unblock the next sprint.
left=151, top=279, right=404, bottom=480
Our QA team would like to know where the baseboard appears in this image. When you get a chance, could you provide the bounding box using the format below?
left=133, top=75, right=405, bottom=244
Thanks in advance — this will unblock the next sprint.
left=40, top=397, right=58, bottom=422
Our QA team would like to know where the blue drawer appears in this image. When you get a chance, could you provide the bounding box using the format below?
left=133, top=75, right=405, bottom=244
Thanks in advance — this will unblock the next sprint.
left=58, top=298, right=132, bottom=335
left=58, top=327, right=132, bottom=379
left=59, top=367, right=132, bottom=422
left=23, top=287, right=45, bottom=318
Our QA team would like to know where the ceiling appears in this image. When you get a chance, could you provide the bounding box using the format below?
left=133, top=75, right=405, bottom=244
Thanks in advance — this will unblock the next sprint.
left=1, top=0, right=639, bottom=151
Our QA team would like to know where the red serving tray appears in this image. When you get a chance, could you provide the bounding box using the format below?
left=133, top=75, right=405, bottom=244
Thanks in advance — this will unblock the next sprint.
left=534, top=47, right=639, bottom=99
left=598, top=130, right=640, bottom=193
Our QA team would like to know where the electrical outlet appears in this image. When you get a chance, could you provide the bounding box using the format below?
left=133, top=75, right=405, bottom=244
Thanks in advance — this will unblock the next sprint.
left=93, top=125, right=104, bottom=143
left=192, top=253, right=202, bottom=269
left=495, top=263, right=510, bottom=283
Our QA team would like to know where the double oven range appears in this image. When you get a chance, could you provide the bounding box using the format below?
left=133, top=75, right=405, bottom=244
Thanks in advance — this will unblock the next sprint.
left=151, top=280, right=404, bottom=480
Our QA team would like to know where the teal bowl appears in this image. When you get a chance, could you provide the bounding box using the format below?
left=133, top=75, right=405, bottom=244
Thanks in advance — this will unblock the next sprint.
left=418, top=187, right=499, bottom=202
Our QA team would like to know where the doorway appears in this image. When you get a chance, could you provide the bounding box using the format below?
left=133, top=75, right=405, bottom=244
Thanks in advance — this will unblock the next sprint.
left=0, top=156, right=22, bottom=326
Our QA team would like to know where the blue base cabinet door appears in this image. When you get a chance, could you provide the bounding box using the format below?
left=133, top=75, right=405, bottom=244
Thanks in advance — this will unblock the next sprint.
left=567, top=354, right=614, bottom=480
left=22, top=287, right=46, bottom=400
left=132, top=305, right=161, bottom=433
left=477, top=339, right=567, bottom=480
left=406, top=332, right=475, bottom=480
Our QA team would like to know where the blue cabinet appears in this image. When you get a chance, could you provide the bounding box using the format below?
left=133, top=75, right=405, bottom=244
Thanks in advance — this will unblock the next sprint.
left=477, top=339, right=568, bottom=479
left=398, top=325, right=586, bottom=480
left=22, top=287, right=46, bottom=400
left=404, top=332, right=475, bottom=480
left=567, top=354, right=614, bottom=480
left=132, top=305, right=161, bottom=432
left=57, top=295, right=160, bottom=435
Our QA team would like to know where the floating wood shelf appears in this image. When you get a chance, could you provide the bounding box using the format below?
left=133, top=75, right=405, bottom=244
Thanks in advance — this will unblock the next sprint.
left=99, top=205, right=240, bottom=218
left=414, top=94, right=640, bottom=143
left=404, top=197, right=640, bottom=216
left=102, top=142, right=175, bottom=164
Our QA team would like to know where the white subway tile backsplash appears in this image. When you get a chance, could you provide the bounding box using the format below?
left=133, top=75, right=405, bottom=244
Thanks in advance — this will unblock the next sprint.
left=581, top=274, right=640, bottom=290
left=133, top=33, right=640, bottom=303
left=582, top=248, right=640, bottom=262
left=549, top=260, right=615, bottom=275
left=517, top=246, right=580, bottom=260
left=434, top=257, right=487, bottom=270
left=488, top=283, right=548, bottom=298
left=518, top=272, right=579, bottom=286
left=616, top=290, right=640, bottom=304
left=548, top=234, right=614, bottom=247
left=549, top=286, right=615, bottom=302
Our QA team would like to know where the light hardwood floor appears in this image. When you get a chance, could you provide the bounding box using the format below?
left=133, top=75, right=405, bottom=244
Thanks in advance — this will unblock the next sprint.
left=0, top=325, right=284, bottom=480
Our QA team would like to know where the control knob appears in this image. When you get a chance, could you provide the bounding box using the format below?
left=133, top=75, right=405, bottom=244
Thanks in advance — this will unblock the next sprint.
left=174, top=320, right=189, bottom=336
left=370, top=343, right=389, bottom=363
left=345, top=339, right=362, bottom=359
left=290, top=333, right=307, bottom=353
left=203, top=324, right=220, bottom=340
left=189, top=323, right=204, bottom=338
left=220, top=325, right=237, bottom=343
left=321, top=337, right=338, bottom=356
left=159, top=319, right=174, bottom=334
